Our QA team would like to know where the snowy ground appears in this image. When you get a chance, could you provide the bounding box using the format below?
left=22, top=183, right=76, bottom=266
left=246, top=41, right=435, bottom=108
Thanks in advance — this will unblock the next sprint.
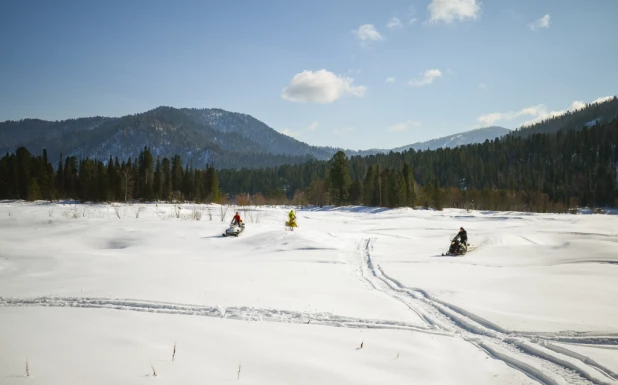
left=0, top=202, right=617, bottom=384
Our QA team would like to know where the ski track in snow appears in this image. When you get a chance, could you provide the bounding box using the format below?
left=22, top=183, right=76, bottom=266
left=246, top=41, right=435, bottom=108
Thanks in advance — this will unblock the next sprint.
left=357, top=238, right=618, bottom=385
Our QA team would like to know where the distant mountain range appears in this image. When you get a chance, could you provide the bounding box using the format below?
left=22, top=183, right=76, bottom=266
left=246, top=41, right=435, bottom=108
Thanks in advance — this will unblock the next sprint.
left=349, top=126, right=511, bottom=156
left=3, top=98, right=614, bottom=169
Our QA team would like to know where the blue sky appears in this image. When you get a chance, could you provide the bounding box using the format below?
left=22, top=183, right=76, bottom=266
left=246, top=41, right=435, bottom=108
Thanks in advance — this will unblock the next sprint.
left=1, top=0, right=617, bottom=150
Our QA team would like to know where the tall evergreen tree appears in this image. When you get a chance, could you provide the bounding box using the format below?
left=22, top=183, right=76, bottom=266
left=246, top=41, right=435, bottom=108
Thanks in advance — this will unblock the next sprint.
left=328, top=151, right=351, bottom=206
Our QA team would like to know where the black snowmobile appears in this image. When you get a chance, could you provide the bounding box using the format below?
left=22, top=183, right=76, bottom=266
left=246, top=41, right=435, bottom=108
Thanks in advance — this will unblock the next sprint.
left=442, top=236, right=468, bottom=256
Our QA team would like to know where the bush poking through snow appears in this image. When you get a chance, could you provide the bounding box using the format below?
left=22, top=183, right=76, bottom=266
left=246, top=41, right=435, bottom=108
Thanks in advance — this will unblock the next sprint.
left=112, top=204, right=122, bottom=220
left=356, top=341, right=364, bottom=350
left=207, top=208, right=213, bottom=221
left=135, top=206, right=144, bottom=219
left=172, top=342, right=177, bottom=361
left=62, top=206, right=80, bottom=219
left=220, top=205, right=229, bottom=222
left=172, top=204, right=181, bottom=219
left=237, top=364, right=241, bottom=380
left=25, top=360, right=30, bottom=377
left=154, top=204, right=166, bottom=220
left=150, top=363, right=157, bottom=377
left=189, top=206, right=203, bottom=221
left=48, top=208, right=54, bottom=218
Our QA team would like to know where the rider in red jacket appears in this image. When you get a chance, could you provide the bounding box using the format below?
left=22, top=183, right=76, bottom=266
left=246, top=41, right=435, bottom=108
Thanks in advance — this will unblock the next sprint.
left=231, top=212, right=242, bottom=226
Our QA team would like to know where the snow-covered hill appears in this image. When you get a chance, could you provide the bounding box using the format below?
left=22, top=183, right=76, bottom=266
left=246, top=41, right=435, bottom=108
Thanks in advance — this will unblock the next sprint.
left=394, top=126, right=510, bottom=152
left=0, top=107, right=332, bottom=169
left=1, top=202, right=617, bottom=384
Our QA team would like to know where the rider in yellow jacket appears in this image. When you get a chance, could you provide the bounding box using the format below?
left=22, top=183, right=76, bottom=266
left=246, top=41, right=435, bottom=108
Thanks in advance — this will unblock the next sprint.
left=287, top=210, right=298, bottom=229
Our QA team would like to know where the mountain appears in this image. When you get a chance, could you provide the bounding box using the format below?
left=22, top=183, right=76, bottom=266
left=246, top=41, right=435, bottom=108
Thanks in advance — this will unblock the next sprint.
left=7, top=98, right=612, bottom=171
left=345, top=126, right=511, bottom=157
left=391, top=126, right=511, bottom=152
left=0, top=107, right=334, bottom=169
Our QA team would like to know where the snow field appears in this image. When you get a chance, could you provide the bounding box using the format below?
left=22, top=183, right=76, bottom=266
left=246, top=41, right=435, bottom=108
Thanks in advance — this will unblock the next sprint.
left=0, top=202, right=617, bottom=384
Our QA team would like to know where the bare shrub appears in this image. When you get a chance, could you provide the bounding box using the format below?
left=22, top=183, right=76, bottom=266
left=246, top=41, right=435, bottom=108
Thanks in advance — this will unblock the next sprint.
left=207, top=208, right=213, bottom=221
left=112, top=204, right=122, bottom=220
left=245, top=209, right=254, bottom=223
left=81, top=206, right=88, bottom=217
left=135, top=205, right=145, bottom=219
left=154, top=203, right=166, bottom=220
left=253, top=193, right=266, bottom=206
left=237, top=364, right=241, bottom=380
left=172, top=204, right=181, bottom=218
left=150, top=362, right=157, bottom=377
left=190, top=205, right=203, bottom=221
left=255, top=210, right=263, bottom=223
left=25, top=360, right=30, bottom=377
left=236, top=193, right=251, bottom=206
left=48, top=208, right=54, bottom=218
left=172, top=342, right=177, bottom=361
left=219, top=205, right=229, bottom=222
left=62, top=206, right=80, bottom=219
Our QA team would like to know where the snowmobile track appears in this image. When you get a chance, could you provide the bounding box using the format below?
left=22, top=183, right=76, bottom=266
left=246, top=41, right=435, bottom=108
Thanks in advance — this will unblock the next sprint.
left=358, top=237, right=617, bottom=385
left=0, top=296, right=440, bottom=335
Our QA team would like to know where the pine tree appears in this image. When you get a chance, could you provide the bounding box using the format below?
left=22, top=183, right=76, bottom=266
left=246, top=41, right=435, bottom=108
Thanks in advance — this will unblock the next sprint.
left=153, top=157, right=162, bottom=201
left=348, top=180, right=363, bottom=205
left=27, top=178, right=42, bottom=201
left=363, top=166, right=376, bottom=206
left=328, top=151, right=351, bottom=206
left=162, top=157, right=172, bottom=201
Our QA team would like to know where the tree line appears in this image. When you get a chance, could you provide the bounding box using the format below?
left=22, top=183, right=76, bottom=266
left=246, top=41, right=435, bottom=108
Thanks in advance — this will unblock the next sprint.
left=220, top=117, right=618, bottom=212
left=0, top=147, right=219, bottom=203
left=2, top=117, right=617, bottom=213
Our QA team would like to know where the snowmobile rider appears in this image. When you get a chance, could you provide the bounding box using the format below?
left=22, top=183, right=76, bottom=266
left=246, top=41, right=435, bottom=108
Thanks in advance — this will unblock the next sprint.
left=455, top=227, right=467, bottom=244
left=231, top=212, right=242, bottom=226
left=288, top=210, right=297, bottom=226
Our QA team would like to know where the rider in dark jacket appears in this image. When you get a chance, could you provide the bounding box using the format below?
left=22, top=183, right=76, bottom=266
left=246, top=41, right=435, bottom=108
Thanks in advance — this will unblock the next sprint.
left=456, top=227, right=467, bottom=244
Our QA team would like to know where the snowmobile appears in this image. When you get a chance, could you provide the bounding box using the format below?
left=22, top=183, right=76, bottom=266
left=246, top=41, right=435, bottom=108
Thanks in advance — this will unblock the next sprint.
left=442, top=237, right=468, bottom=256
left=223, top=222, right=245, bottom=237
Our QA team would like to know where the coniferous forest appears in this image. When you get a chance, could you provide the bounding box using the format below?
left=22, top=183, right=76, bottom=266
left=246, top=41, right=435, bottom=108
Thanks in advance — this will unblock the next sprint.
left=0, top=147, right=219, bottom=203
left=1, top=103, right=618, bottom=213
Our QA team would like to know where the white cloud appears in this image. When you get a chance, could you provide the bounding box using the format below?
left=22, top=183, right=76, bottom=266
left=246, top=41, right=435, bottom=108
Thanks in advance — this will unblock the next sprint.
left=306, top=121, right=319, bottom=131
left=477, top=96, right=615, bottom=127
left=528, top=14, right=550, bottom=31
left=477, top=105, right=544, bottom=126
left=388, top=120, right=422, bottom=132
left=409, top=69, right=442, bottom=87
left=478, top=83, right=493, bottom=91
left=353, top=24, right=384, bottom=43
left=281, top=121, right=319, bottom=138
left=408, top=6, right=418, bottom=24
left=387, top=17, right=403, bottom=30
left=477, top=112, right=506, bottom=126
left=333, top=126, right=355, bottom=135
left=386, top=77, right=395, bottom=83
left=428, top=0, right=481, bottom=24
left=281, top=70, right=366, bottom=103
